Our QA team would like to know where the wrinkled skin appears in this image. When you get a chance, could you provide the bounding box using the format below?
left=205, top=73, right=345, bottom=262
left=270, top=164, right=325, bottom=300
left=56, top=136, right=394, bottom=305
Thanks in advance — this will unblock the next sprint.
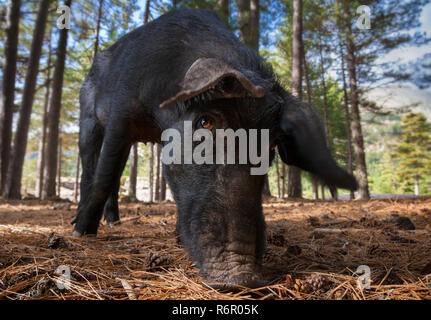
left=73, top=9, right=358, bottom=288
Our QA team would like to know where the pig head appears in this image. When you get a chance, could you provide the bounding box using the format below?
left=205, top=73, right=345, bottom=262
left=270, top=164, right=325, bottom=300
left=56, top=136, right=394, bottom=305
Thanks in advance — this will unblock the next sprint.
left=156, top=57, right=357, bottom=288
left=72, top=9, right=357, bottom=290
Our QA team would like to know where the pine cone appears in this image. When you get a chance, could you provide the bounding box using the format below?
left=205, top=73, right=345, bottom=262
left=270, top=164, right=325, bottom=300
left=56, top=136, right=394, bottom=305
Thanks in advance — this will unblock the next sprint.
left=305, top=274, right=331, bottom=292
left=293, top=279, right=312, bottom=293
left=143, top=252, right=171, bottom=269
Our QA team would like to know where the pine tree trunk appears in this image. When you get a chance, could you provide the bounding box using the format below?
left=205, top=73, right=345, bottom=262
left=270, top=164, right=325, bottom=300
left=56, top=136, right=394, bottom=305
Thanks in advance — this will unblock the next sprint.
left=414, top=173, right=419, bottom=196
left=216, top=0, right=230, bottom=25
left=42, top=0, right=72, bottom=200
left=57, top=137, right=62, bottom=198
left=93, top=0, right=104, bottom=58
left=249, top=0, right=260, bottom=50
left=281, top=162, right=286, bottom=198
left=144, top=0, right=151, bottom=23
left=318, top=38, right=331, bottom=149
left=160, top=168, right=166, bottom=201
left=0, top=0, right=21, bottom=194
left=318, top=38, right=338, bottom=201
left=343, top=3, right=370, bottom=200
left=3, top=0, right=50, bottom=199
left=312, top=177, right=319, bottom=200
left=302, top=42, right=319, bottom=200
left=128, top=143, right=138, bottom=199
left=148, top=143, right=154, bottom=202
left=36, top=28, right=53, bottom=199
left=236, top=0, right=251, bottom=46
left=287, top=0, right=303, bottom=198
left=340, top=42, right=355, bottom=200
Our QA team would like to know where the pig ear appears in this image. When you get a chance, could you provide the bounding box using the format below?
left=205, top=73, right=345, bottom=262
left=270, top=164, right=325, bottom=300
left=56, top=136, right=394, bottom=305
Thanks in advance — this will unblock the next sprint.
left=277, top=97, right=358, bottom=191
left=159, top=58, right=265, bottom=108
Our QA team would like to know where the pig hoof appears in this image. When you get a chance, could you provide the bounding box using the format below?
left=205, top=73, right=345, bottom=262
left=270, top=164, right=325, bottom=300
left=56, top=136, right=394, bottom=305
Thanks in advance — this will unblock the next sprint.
left=107, top=221, right=120, bottom=228
left=72, top=230, right=83, bottom=238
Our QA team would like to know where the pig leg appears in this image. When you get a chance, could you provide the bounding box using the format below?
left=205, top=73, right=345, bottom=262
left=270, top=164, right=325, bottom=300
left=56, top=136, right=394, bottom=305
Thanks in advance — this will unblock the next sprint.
left=103, top=145, right=131, bottom=224
left=72, top=118, right=104, bottom=225
left=73, top=120, right=131, bottom=236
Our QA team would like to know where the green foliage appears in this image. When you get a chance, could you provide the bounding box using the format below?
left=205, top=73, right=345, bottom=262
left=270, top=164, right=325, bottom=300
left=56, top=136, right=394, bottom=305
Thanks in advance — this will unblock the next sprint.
left=394, top=112, right=431, bottom=194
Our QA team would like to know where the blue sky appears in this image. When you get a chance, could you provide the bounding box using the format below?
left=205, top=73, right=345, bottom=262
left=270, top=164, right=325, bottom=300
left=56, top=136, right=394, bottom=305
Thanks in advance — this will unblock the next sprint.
left=132, top=1, right=430, bottom=77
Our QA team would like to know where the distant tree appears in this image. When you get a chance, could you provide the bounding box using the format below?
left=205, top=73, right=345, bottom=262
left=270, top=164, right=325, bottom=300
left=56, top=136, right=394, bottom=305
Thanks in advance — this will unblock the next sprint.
left=339, top=41, right=354, bottom=200
left=3, top=0, right=50, bottom=199
left=0, top=0, right=21, bottom=194
left=236, top=0, right=260, bottom=49
left=148, top=143, right=154, bottom=202
left=338, top=0, right=370, bottom=200
left=93, top=0, right=104, bottom=58
left=128, top=143, right=138, bottom=199
left=395, top=113, right=431, bottom=196
left=128, top=0, right=151, bottom=200
left=43, top=0, right=73, bottom=199
left=287, top=0, right=303, bottom=198
left=216, top=0, right=230, bottom=25
left=36, top=26, right=53, bottom=199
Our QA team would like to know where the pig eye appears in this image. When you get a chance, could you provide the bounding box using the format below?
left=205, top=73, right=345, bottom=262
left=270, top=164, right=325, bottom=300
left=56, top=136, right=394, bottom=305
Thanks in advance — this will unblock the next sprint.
left=199, top=116, right=214, bottom=130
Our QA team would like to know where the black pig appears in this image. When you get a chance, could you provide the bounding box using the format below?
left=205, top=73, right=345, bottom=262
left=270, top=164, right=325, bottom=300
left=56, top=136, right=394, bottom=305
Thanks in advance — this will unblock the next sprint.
left=73, top=9, right=357, bottom=289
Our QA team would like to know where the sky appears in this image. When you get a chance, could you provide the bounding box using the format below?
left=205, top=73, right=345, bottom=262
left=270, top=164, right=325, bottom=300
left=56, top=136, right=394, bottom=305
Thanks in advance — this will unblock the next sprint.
left=376, top=2, right=431, bottom=66
left=132, top=0, right=430, bottom=90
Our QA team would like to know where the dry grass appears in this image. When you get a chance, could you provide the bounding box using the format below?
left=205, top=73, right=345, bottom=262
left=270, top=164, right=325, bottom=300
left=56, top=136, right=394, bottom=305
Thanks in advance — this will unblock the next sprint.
left=0, top=197, right=430, bottom=300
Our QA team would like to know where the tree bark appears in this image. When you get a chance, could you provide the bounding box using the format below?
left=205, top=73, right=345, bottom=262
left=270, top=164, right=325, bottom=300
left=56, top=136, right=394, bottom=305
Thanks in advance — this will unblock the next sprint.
left=340, top=42, right=355, bottom=200
left=128, top=143, right=138, bottom=199
left=281, top=162, right=286, bottom=198
left=235, top=0, right=251, bottom=46
left=287, top=0, right=303, bottom=198
left=216, top=0, right=230, bottom=25
left=160, top=167, right=166, bottom=201
left=343, top=3, right=370, bottom=200
left=42, top=0, right=72, bottom=199
left=249, top=0, right=260, bottom=50
left=57, top=137, right=62, bottom=197
left=148, top=143, right=154, bottom=202
left=318, top=37, right=330, bottom=148
left=414, top=173, right=419, bottom=196
left=127, top=0, right=151, bottom=200
left=302, top=42, right=319, bottom=200
left=318, top=37, right=338, bottom=201
left=36, top=28, right=53, bottom=199
left=3, top=0, right=50, bottom=199
left=0, top=0, right=21, bottom=194
left=144, top=0, right=151, bottom=23
left=93, top=0, right=104, bottom=58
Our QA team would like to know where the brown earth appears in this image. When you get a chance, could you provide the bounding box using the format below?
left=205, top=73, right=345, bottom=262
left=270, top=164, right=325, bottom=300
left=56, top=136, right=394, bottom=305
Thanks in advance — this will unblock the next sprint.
left=0, top=197, right=430, bottom=300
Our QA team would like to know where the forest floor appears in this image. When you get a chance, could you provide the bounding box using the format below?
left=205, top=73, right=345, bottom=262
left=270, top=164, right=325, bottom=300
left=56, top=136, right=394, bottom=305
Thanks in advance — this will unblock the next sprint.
left=0, top=197, right=430, bottom=300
